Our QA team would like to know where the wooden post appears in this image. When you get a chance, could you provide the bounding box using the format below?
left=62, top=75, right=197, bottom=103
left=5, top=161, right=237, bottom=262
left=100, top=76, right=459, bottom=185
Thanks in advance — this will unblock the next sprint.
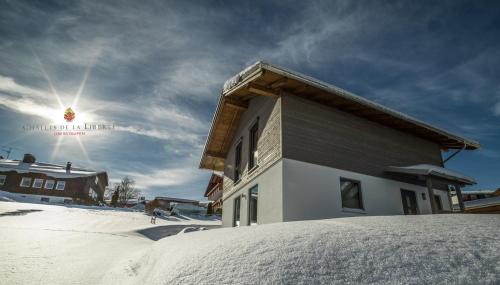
left=426, top=177, right=437, bottom=214
left=455, top=184, right=465, bottom=212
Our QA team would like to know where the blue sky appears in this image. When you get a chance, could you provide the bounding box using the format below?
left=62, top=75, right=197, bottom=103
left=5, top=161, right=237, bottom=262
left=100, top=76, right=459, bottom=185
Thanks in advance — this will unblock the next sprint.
left=0, top=0, right=499, bottom=199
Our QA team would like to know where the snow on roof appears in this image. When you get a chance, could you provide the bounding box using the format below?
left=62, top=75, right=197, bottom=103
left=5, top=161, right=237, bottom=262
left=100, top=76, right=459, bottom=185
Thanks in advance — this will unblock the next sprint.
left=0, top=159, right=103, bottom=179
left=386, top=164, right=476, bottom=185
left=462, top=188, right=500, bottom=195
left=223, top=61, right=480, bottom=149
left=464, top=196, right=500, bottom=209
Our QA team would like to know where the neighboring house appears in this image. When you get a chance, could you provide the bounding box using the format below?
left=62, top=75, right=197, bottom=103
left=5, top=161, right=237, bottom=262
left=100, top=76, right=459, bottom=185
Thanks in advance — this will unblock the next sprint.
left=146, top=196, right=201, bottom=214
left=204, top=173, right=223, bottom=214
left=459, top=189, right=500, bottom=213
left=199, top=61, right=480, bottom=227
left=0, top=153, right=108, bottom=204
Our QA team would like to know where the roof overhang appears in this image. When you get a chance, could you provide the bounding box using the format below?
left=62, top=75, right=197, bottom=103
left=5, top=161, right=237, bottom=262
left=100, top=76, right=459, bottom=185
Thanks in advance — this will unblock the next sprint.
left=386, top=164, right=476, bottom=185
left=200, top=61, right=480, bottom=171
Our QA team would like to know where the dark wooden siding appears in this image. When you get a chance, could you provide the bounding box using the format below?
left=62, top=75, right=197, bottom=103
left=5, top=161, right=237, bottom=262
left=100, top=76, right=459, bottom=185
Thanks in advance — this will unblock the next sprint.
left=282, top=93, right=444, bottom=180
left=0, top=171, right=98, bottom=200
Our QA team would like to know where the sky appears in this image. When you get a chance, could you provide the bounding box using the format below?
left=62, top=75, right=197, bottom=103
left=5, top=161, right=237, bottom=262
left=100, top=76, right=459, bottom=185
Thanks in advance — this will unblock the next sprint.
left=0, top=0, right=499, bottom=199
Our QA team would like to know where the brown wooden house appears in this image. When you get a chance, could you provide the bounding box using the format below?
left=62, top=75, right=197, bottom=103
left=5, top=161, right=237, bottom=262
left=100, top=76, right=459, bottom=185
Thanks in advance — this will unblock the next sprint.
left=0, top=154, right=108, bottom=204
left=204, top=173, right=223, bottom=214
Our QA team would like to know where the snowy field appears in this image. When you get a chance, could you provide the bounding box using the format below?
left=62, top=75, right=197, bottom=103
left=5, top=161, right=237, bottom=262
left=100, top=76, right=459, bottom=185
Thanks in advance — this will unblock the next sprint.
left=0, top=201, right=220, bottom=285
left=1, top=201, right=499, bottom=285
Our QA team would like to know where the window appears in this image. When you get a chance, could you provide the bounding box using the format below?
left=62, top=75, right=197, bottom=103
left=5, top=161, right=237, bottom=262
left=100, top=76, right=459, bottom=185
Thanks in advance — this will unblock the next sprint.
left=248, top=121, right=259, bottom=170
left=0, top=175, right=6, bottom=185
left=95, top=176, right=99, bottom=185
left=20, top=177, right=32, bottom=187
left=434, top=195, right=443, bottom=211
left=40, top=197, right=50, bottom=203
left=32, top=178, right=44, bottom=188
left=45, top=180, right=55, bottom=189
left=55, top=181, right=66, bottom=191
left=233, top=196, right=241, bottom=227
left=234, top=141, right=242, bottom=182
left=248, top=185, right=258, bottom=225
left=340, top=178, right=364, bottom=210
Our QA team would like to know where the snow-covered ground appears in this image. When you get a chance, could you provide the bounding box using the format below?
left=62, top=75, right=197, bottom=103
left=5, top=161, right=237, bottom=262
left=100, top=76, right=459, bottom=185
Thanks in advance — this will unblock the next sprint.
left=1, top=201, right=498, bottom=284
left=0, top=201, right=220, bottom=285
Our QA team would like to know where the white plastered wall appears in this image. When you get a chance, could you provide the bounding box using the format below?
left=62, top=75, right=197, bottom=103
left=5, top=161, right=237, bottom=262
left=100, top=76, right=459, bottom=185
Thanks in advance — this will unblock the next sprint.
left=282, top=158, right=451, bottom=221
left=222, top=160, right=283, bottom=227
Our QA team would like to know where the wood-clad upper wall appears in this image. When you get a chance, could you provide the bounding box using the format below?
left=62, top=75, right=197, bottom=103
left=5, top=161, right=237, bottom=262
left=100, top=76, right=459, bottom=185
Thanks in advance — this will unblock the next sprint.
left=281, top=93, right=444, bottom=179
left=222, top=95, right=282, bottom=199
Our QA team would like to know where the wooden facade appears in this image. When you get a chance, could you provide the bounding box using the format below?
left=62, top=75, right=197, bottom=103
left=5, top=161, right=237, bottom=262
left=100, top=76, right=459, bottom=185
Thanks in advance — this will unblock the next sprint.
left=281, top=93, right=444, bottom=182
left=200, top=61, right=479, bottom=173
left=204, top=173, right=223, bottom=213
left=0, top=157, right=108, bottom=204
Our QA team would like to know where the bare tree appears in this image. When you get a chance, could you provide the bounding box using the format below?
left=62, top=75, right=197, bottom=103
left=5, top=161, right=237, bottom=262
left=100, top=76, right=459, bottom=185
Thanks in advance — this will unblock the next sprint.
left=115, top=176, right=139, bottom=207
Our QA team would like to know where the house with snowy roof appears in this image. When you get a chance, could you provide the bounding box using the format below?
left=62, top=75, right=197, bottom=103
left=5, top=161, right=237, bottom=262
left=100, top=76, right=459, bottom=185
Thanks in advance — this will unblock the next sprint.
left=199, top=61, right=480, bottom=227
left=204, top=173, right=223, bottom=214
left=0, top=153, right=108, bottom=204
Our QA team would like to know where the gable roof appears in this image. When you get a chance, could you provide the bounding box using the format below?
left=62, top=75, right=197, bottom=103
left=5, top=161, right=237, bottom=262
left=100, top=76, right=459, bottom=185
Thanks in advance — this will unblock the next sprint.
left=0, top=159, right=107, bottom=180
left=200, top=61, right=480, bottom=171
left=204, top=173, right=223, bottom=197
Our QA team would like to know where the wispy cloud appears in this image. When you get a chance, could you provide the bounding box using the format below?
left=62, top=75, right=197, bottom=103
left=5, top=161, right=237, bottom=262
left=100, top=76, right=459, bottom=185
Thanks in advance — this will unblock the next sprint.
left=1, top=0, right=500, bottom=196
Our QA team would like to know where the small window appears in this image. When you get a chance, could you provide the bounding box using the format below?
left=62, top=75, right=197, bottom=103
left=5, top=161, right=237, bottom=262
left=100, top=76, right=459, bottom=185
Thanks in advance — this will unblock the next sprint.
left=45, top=180, right=55, bottom=189
left=434, top=195, right=443, bottom=211
left=40, top=197, right=50, bottom=202
left=32, top=178, right=44, bottom=188
left=234, top=141, right=242, bottom=182
left=248, top=185, right=258, bottom=225
left=95, top=176, right=99, bottom=185
left=233, top=196, right=241, bottom=227
left=340, top=178, right=364, bottom=210
left=248, top=121, right=259, bottom=170
left=0, top=175, right=6, bottom=185
left=55, top=181, right=66, bottom=191
left=20, top=177, right=32, bottom=187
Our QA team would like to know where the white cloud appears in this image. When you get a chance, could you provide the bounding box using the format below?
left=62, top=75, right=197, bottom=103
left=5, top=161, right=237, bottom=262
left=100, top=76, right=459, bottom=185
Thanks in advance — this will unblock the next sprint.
left=494, top=102, right=500, bottom=116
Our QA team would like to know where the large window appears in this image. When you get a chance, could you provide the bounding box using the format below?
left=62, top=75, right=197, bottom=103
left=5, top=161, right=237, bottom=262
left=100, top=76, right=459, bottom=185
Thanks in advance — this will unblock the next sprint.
left=45, top=180, right=55, bottom=189
left=434, top=195, right=443, bottom=211
left=248, top=185, right=258, bottom=225
left=33, top=178, right=44, bottom=188
left=340, top=178, right=364, bottom=210
left=234, top=141, right=242, bottom=182
left=233, top=196, right=241, bottom=227
left=248, top=121, right=259, bottom=170
left=55, top=181, right=66, bottom=191
left=0, top=175, right=6, bottom=185
left=20, top=177, right=32, bottom=187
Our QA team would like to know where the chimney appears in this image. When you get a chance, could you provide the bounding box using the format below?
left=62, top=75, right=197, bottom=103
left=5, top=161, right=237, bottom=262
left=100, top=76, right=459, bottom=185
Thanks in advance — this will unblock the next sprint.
left=22, top=153, right=36, bottom=164
left=66, top=161, right=72, bottom=172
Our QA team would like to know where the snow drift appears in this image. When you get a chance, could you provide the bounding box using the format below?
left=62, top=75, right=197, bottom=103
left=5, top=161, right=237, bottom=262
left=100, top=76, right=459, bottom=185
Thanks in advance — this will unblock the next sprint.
left=120, top=214, right=499, bottom=285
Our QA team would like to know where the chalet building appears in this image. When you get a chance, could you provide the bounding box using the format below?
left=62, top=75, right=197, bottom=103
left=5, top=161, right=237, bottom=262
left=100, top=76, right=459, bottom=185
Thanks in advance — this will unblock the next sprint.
left=204, top=173, right=223, bottom=214
left=199, top=61, right=480, bottom=227
left=0, top=154, right=108, bottom=204
left=145, top=196, right=201, bottom=214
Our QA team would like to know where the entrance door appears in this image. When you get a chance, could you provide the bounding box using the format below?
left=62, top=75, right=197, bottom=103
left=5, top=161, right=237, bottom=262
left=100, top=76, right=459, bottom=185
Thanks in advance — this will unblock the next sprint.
left=400, top=189, right=419, bottom=215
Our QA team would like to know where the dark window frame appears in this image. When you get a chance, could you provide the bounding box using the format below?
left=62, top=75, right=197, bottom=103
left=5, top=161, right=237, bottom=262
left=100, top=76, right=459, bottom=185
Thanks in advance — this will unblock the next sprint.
left=248, top=119, right=259, bottom=171
left=248, top=185, right=259, bottom=225
left=434, top=195, right=443, bottom=211
left=234, top=140, right=243, bottom=183
left=339, top=177, right=364, bottom=210
left=233, top=196, right=241, bottom=227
